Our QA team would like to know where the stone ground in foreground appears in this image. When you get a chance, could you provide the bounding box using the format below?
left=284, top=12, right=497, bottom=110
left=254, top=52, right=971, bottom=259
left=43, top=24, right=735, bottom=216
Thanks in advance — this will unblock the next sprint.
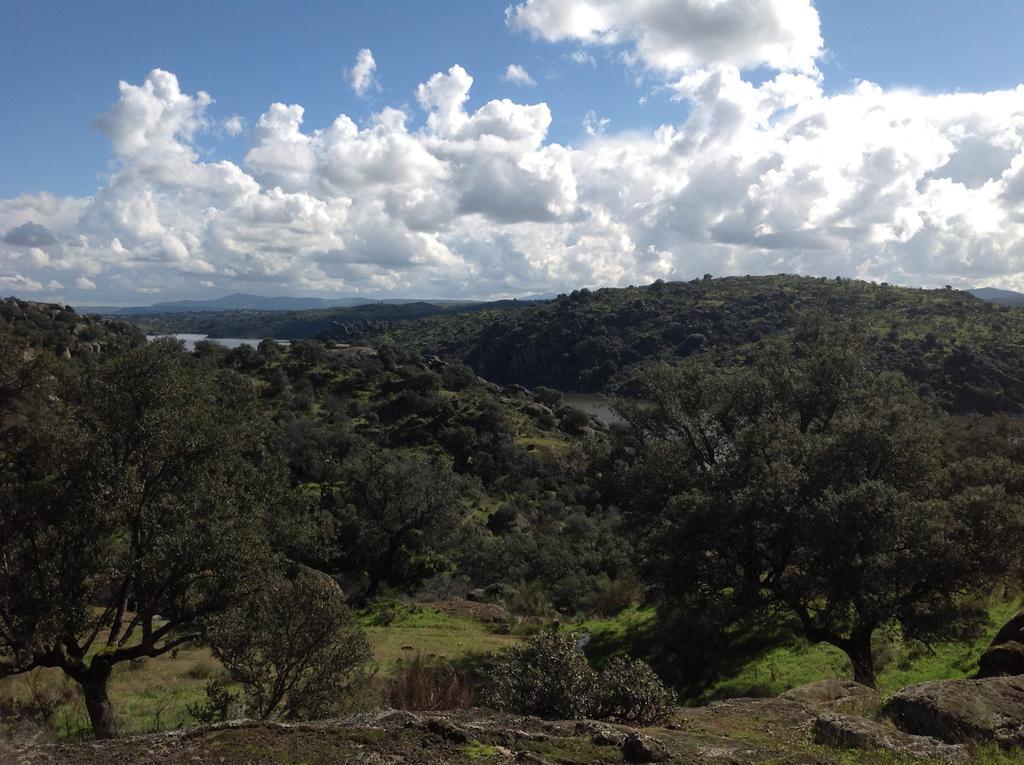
left=0, top=702, right=1004, bottom=765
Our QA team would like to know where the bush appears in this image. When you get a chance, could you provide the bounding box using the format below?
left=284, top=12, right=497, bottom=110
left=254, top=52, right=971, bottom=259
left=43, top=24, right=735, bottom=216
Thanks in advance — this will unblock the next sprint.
left=594, top=657, right=674, bottom=725
left=480, top=632, right=596, bottom=719
left=187, top=679, right=241, bottom=724
left=503, top=580, right=556, bottom=618
left=481, top=633, right=675, bottom=722
left=205, top=566, right=375, bottom=720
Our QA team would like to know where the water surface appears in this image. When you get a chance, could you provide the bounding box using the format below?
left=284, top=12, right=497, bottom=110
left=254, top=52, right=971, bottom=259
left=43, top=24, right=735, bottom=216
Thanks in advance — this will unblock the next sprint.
left=146, top=334, right=285, bottom=351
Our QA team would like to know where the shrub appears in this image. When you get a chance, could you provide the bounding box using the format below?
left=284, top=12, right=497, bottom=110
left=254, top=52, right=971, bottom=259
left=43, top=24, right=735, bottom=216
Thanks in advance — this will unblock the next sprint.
left=480, top=632, right=597, bottom=719
left=187, top=679, right=241, bottom=724
left=594, top=657, right=674, bottom=725
left=205, top=566, right=375, bottom=720
left=481, top=633, right=675, bottom=723
left=503, top=580, right=556, bottom=618
left=388, top=654, right=474, bottom=711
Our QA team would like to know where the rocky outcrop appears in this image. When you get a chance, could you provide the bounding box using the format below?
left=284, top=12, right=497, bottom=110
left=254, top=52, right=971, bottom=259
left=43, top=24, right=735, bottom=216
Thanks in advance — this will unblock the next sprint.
left=9, top=694, right=1023, bottom=764
left=882, top=676, right=1024, bottom=746
left=780, top=677, right=881, bottom=713
left=812, top=713, right=966, bottom=761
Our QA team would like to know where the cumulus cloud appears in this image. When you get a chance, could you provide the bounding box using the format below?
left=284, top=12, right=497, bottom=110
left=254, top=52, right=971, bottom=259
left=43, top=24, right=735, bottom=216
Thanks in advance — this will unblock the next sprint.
left=3, top=25, right=1024, bottom=305
left=503, top=64, right=537, bottom=87
left=509, top=0, right=823, bottom=74
left=348, top=48, right=378, bottom=98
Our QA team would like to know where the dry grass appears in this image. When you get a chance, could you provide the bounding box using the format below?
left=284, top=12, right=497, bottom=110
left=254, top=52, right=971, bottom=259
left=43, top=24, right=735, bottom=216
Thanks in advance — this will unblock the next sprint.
left=387, top=653, right=474, bottom=711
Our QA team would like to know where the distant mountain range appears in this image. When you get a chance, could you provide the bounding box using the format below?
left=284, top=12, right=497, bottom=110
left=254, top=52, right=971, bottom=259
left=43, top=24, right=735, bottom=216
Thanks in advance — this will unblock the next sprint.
left=77, top=293, right=478, bottom=315
left=968, top=287, right=1024, bottom=306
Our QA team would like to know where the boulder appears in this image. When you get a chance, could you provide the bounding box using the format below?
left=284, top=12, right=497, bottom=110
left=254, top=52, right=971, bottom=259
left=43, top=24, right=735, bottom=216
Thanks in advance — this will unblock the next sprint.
left=574, top=720, right=625, bottom=746
left=882, top=676, right=1024, bottom=746
left=990, top=610, right=1024, bottom=646
left=978, top=641, right=1024, bottom=678
left=780, top=678, right=881, bottom=713
left=978, top=609, right=1024, bottom=678
left=812, top=713, right=966, bottom=761
left=523, top=403, right=555, bottom=420
left=621, top=731, right=669, bottom=762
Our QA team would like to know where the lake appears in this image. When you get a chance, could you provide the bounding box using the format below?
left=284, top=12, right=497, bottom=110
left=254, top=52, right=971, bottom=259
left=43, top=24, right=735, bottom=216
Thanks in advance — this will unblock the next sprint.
left=146, top=334, right=285, bottom=351
left=562, top=393, right=624, bottom=424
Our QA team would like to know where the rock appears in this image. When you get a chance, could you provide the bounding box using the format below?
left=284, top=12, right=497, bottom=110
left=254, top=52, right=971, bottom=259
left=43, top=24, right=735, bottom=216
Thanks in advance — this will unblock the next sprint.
left=780, top=678, right=881, bottom=713
left=523, top=403, right=555, bottom=420
left=882, top=676, right=1024, bottom=746
left=377, top=710, right=418, bottom=728
left=813, top=713, right=966, bottom=761
left=991, top=610, right=1024, bottom=646
left=574, top=720, right=624, bottom=746
left=622, top=731, right=669, bottom=762
left=977, top=610, right=1024, bottom=677
left=978, top=641, right=1024, bottom=678
left=425, top=717, right=468, bottom=743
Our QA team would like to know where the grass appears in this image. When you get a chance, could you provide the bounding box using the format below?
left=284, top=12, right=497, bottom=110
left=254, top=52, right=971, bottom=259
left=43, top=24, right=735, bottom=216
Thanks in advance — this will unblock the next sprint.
left=704, top=598, right=1022, bottom=700
left=515, top=435, right=572, bottom=457
left=359, top=605, right=519, bottom=676
left=0, top=642, right=216, bottom=739
left=0, top=604, right=519, bottom=740
left=5, top=596, right=1020, bottom=747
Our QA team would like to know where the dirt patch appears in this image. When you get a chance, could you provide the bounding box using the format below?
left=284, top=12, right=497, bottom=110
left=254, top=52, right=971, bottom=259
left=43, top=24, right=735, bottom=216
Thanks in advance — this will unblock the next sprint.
left=426, top=599, right=514, bottom=626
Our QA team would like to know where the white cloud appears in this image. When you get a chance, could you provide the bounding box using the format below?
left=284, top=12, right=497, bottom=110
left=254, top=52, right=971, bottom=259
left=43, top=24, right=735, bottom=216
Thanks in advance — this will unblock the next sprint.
left=509, top=0, right=823, bottom=74
left=583, top=110, right=609, bottom=136
left=348, top=48, right=378, bottom=98
left=503, top=64, right=537, bottom=87
left=0, top=274, right=44, bottom=292
left=569, top=50, right=596, bottom=67
left=223, top=115, right=245, bottom=135
left=4, top=56, right=1024, bottom=304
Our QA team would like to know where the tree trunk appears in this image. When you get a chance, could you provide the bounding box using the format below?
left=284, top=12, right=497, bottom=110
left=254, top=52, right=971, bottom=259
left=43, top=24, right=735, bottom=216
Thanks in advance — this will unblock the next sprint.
left=842, top=630, right=876, bottom=688
left=79, top=665, right=117, bottom=739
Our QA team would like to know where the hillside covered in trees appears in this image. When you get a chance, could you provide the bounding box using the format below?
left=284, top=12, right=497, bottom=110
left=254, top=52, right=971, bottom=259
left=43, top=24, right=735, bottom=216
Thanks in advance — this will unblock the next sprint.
left=117, top=276, right=1024, bottom=416
left=367, top=276, right=1024, bottom=416
left=6, top=289, right=1024, bottom=761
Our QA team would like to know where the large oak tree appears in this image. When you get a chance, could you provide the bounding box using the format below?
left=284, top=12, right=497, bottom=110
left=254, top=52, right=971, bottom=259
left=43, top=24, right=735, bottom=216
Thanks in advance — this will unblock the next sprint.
left=0, top=338, right=279, bottom=738
left=612, top=320, right=1024, bottom=687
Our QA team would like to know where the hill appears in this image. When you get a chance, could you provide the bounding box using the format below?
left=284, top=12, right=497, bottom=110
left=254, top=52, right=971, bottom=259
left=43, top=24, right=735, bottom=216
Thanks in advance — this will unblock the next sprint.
left=969, top=287, right=1024, bottom=306
left=105, top=300, right=530, bottom=339
left=358, top=275, right=1024, bottom=416
left=77, top=292, right=482, bottom=315
left=85, top=276, right=1024, bottom=415
left=1, top=296, right=145, bottom=357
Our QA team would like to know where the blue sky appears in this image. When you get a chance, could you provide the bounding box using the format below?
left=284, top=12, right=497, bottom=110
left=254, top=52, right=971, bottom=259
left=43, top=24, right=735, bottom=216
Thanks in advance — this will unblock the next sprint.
left=3, top=0, right=1024, bottom=303
left=5, top=0, right=1023, bottom=199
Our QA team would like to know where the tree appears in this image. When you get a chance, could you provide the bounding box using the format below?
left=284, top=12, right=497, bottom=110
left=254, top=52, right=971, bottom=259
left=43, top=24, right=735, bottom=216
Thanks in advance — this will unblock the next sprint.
left=204, top=565, right=373, bottom=720
left=613, top=320, right=1024, bottom=687
left=321, top=450, right=467, bottom=601
left=0, top=339, right=279, bottom=737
